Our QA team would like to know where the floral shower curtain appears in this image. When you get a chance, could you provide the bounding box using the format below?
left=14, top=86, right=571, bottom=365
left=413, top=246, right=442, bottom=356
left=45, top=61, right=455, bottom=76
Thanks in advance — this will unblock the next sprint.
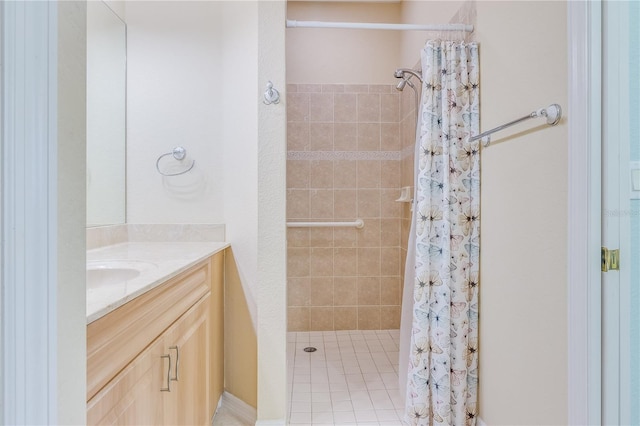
left=403, top=40, right=480, bottom=425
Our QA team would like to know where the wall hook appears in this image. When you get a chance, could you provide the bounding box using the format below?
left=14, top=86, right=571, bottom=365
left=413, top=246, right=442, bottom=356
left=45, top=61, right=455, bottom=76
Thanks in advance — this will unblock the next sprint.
left=263, top=81, right=280, bottom=105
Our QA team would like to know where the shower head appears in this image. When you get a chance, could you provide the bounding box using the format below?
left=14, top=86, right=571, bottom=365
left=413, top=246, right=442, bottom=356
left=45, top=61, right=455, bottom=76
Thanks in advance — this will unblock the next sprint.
left=395, top=77, right=415, bottom=92
left=393, top=68, right=424, bottom=83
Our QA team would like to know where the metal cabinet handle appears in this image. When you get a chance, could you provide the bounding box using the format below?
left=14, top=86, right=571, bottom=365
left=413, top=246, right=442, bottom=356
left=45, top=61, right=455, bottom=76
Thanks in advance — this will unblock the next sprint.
left=160, top=354, right=171, bottom=392
left=169, top=346, right=179, bottom=382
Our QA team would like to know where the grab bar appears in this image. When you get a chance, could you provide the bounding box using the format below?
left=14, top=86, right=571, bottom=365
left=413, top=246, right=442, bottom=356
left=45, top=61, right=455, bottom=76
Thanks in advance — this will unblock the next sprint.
left=286, top=219, right=364, bottom=229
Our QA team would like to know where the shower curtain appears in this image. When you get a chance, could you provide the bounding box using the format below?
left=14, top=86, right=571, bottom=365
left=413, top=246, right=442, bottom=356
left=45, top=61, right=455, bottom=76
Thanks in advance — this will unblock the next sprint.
left=400, top=40, right=480, bottom=426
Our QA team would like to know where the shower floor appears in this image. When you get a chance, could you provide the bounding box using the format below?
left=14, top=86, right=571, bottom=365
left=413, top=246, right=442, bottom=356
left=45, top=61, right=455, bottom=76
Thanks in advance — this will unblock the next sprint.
left=287, top=329, right=404, bottom=425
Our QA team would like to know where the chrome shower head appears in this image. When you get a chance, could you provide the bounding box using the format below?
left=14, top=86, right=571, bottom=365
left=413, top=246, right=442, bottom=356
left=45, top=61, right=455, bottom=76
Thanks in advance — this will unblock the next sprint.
left=396, top=77, right=415, bottom=92
left=393, top=68, right=424, bottom=83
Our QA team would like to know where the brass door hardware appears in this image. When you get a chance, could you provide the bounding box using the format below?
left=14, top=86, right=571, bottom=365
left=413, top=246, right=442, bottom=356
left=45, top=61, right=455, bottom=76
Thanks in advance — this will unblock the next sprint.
left=602, top=247, right=620, bottom=272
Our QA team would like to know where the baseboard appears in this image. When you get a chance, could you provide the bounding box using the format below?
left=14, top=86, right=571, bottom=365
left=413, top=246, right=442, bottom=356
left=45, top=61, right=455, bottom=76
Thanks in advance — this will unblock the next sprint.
left=477, top=416, right=487, bottom=426
left=254, top=420, right=286, bottom=426
left=222, top=391, right=257, bottom=425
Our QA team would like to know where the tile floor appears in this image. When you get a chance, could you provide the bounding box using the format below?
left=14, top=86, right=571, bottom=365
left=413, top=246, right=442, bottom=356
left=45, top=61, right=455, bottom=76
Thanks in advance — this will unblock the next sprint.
left=287, top=329, right=405, bottom=426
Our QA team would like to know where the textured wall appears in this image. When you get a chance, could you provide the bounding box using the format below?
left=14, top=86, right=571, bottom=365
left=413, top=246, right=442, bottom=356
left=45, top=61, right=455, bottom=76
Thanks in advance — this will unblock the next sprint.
left=476, top=1, right=568, bottom=424
left=286, top=84, right=403, bottom=331
left=125, top=1, right=225, bottom=224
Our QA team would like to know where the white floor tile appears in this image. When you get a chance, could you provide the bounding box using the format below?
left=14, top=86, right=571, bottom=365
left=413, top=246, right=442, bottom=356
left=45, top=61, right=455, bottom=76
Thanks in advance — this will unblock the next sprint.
left=289, top=412, right=312, bottom=424
left=354, top=410, right=378, bottom=422
left=291, top=401, right=312, bottom=413
left=312, top=401, right=333, bottom=412
left=289, top=329, right=402, bottom=426
left=332, top=400, right=354, bottom=412
left=375, top=409, right=399, bottom=421
left=312, top=411, right=334, bottom=423
left=332, top=411, right=356, bottom=423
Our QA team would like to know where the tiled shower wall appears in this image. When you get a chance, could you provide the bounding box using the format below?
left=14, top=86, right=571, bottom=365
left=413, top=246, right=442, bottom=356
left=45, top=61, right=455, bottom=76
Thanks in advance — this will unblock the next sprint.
left=286, top=84, right=403, bottom=331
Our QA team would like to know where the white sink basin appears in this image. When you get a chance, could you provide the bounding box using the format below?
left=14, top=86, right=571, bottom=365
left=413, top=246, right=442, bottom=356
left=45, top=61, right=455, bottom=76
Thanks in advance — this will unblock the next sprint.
left=87, top=260, right=157, bottom=290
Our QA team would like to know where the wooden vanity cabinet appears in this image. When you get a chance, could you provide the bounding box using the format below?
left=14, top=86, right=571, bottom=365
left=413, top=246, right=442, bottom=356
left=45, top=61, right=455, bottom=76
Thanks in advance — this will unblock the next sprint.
left=87, top=252, right=225, bottom=426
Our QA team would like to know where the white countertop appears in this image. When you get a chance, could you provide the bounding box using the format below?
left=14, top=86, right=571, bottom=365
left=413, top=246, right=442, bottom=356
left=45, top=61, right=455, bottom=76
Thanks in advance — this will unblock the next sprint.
left=86, top=241, right=229, bottom=323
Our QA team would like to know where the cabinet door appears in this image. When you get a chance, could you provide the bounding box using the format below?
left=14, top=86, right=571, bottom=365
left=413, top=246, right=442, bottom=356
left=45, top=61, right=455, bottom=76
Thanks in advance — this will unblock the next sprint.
left=209, top=252, right=225, bottom=419
left=164, top=296, right=210, bottom=426
left=87, top=336, right=165, bottom=425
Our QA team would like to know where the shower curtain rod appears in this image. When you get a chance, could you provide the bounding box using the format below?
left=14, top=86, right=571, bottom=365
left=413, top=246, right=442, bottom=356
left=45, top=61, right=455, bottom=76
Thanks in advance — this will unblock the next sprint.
left=286, top=19, right=474, bottom=32
left=471, top=104, right=562, bottom=147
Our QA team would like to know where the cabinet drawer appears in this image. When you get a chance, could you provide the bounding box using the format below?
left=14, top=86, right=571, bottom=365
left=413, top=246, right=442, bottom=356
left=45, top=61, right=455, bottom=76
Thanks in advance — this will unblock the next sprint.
left=87, top=259, right=211, bottom=400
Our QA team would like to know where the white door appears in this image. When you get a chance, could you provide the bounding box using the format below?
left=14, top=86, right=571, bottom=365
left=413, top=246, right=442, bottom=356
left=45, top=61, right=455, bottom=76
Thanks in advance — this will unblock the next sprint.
left=602, top=1, right=640, bottom=423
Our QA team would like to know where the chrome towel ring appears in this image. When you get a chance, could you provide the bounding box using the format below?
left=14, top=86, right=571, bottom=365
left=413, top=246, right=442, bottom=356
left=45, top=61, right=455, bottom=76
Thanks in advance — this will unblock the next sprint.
left=156, top=146, right=195, bottom=176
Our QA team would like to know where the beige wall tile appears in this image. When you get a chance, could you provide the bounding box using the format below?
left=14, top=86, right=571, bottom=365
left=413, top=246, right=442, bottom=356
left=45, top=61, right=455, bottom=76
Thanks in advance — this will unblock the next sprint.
left=334, top=190, right=357, bottom=219
left=334, top=123, right=358, bottom=151
left=288, top=277, right=311, bottom=307
left=334, top=307, right=357, bottom=330
left=344, top=84, right=368, bottom=93
left=299, top=84, right=322, bottom=93
left=287, top=84, right=298, bottom=93
left=381, top=276, right=400, bottom=305
left=287, top=159, right=309, bottom=189
left=357, top=123, right=380, bottom=151
left=380, top=160, right=400, bottom=188
left=380, top=189, right=400, bottom=218
left=357, top=219, right=381, bottom=248
left=287, top=92, right=309, bottom=122
left=287, top=189, right=309, bottom=219
left=310, top=93, right=334, bottom=122
left=287, top=122, right=309, bottom=151
left=310, top=189, right=334, bottom=219
left=380, top=306, right=400, bottom=329
left=334, top=247, right=357, bottom=276
left=309, top=123, right=334, bottom=151
left=381, top=122, right=400, bottom=151
left=288, top=307, right=310, bottom=332
left=357, top=160, right=381, bottom=189
left=334, top=160, right=357, bottom=188
left=310, top=227, right=334, bottom=248
left=334, top=277, right=357, bottom=306
left=357, top=93, right=380, bottom=122
left=357, top=189, right=381, bottom=218
left=310, top=247, right=333, bottom=276
left=287, top=247, right=310, bottom=278
left=380, top=219, right=400, bottom=247
left=358, top=307, right=381, bottom=330
left=310, top=277, right=334, bottom=306
left=310, top=307, right=334, bottom=331
left=369, top=84, right=391, bottom=94
left=357, top=248, right=381, bottom=276
left=380, top=247, right=400, bottom=276
left=334, top=228, right=357, bottom=248
left=357, top=277, right=380, bottom=305
left=322, top=84, right=344, bottom=93
left=334, top=94, right=357, bottom=123
left=310, top=160, right=334, bottom=188
left=287, top=228, right=310, bottom=248
left=381, top=93, right=400, bottom=122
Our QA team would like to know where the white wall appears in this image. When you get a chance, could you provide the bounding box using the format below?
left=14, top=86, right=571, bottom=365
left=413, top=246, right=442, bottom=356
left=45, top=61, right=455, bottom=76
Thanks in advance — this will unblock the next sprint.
left=257, top=2, right=287, bottom=421
left=476, top=2, right=568, bottom=424
left=58, top=2, right=88, bottom=423
left=125, top=1, right=225, bottom=224
left=286, top=1, right=401, bottom=85
left=220, top=2, right=260, bottom=326
left=399, top=0, right=469, bottom=67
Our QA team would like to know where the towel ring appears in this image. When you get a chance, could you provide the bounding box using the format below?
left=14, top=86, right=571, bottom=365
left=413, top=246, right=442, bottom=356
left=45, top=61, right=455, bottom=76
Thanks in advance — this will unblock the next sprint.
left=156, top=146, right=195, bottom=177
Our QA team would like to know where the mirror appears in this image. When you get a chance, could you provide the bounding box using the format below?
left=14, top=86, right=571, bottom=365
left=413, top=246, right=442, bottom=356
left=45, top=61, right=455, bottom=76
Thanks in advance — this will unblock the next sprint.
left=86, top=1, right=126, bottom=227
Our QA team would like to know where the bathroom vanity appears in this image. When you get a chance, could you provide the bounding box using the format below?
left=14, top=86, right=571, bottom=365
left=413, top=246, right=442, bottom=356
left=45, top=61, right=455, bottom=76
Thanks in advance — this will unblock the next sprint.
left=86, top=244, right=226, bottom=425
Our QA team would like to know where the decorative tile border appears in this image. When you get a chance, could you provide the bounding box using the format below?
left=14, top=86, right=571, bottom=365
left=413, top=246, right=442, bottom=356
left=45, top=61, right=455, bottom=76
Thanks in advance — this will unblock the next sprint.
left=287, top=150, right=401, bottom=161
left=401, top=144, right=415, bottom=159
